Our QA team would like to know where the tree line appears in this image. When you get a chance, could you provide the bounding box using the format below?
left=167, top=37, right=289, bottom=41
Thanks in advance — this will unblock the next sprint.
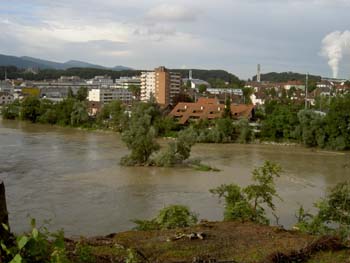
left=2, top=93, right=350, bottom=152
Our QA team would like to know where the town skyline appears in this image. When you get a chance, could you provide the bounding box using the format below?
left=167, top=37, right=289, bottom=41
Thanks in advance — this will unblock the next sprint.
left=1, top=1, right=350, bottom=79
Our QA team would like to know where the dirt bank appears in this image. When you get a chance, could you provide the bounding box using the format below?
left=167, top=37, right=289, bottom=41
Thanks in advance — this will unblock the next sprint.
left=64, top=221, right=349, bottom=263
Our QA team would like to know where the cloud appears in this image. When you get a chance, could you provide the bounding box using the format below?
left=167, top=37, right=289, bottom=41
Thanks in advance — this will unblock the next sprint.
left=146, top=4, right=197, bottom=22
left=1, top=0, right=350, bottom=78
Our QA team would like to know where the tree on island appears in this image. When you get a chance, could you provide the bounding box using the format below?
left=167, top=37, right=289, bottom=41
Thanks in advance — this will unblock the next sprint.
left=120, top=103, right=160, bottom=166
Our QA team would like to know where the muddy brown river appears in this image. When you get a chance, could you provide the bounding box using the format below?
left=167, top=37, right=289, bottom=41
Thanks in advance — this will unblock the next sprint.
left=0, top=118, right=349, bottom=236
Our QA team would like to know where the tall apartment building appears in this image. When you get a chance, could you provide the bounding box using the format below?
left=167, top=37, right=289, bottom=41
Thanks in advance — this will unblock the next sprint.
left=141, top=66, right=181, bottom=105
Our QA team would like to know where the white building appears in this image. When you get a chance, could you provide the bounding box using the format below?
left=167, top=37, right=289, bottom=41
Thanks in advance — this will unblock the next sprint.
left=114, top=77, right=141, bottom=90
left=250, top=93, right=265, bottom=106
left=207, top=88, right=243, bottom=96
left=0, top=81, right=13, bottom=93
left=284, top=81, right=305, bottom=91
left=88, top=88, right=133, bottom=104
left=87, top=75, right=114, bottom=86
left=140, top=71, right=156, bottom=102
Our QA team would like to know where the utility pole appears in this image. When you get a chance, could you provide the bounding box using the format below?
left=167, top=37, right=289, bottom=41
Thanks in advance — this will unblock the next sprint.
left=305, top=73, right=309, bottom=110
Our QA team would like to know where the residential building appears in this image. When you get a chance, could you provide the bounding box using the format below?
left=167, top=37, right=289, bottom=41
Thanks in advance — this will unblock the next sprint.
left=283, top=81, right=305, bottom=91
left=114, top=77, right=141, bottom=89
left=169, top=71, right=181, bottom=104
left=0, top=80, right=13, bottom=93
left=140, top=66, right=181, bottom=105
left=87, top=75, right=114, bottom=86
left=57, top=76, right=82, bottom=83
left=140, top=71, right=155, bottom=102
left=88, top=88, right=133, bottom=104
left=0, top=92, right=14, bottom=105
left=27, top=80, right=99, bottom=100
left=169, top=97, right=254, bottom=124
left=207, top=88, right=243, bottom=96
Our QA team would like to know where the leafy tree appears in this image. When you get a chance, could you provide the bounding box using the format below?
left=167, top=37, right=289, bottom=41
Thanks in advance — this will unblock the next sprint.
left=21, top=96, right=41, bottom=122
left=70, top=101, right=89, bottom=126
left=223, top=97, right=232, bottom=118
left=242, top=87, right=253, bottom=104
left=295, top=181, right=350, bottom=239
left=120, top=103, right=160, bottom=166
left=210, top=161, right=282, bottom=225
left=155, top=127, right=197, bottom=167
left=1, top=99, right=20, bottom=119
left=297, top=110, right=326, bottom=147
left=261, top=102, right=300, bottom=140
left=235, top=119, right=253, bottom=143
left=67, top=87, right=74, bottom=99
left=97, top=100, right=127, bottom=131
left=133, top=205, right=198, bottom=231
left=172, top=92, right=193, bottom=105
left=76, top=87, right=88, bottom=101
left=128, top=85, right=141, bottom=99
left=324, top=94, right=350, bottom=150
left=55, top=98, right=76, bottom=126
left=198, top=84, right=207, bottom=94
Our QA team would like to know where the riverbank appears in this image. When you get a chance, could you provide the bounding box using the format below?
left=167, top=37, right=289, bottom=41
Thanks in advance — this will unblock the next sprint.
left=2, top=116, right=347, bottom=155
left=62, top=221, right=348, bottom=263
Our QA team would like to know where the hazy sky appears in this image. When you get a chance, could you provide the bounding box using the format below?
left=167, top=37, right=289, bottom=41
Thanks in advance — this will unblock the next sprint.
left=0, top=0, right=350, bottom=79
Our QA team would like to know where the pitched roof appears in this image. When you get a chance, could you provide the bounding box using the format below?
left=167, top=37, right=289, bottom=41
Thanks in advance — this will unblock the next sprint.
left=169, top=98, right=254, bottom=124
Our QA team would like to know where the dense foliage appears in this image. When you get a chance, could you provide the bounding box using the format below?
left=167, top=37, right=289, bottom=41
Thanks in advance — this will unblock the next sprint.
left=259, top=94, right=350, bottom=150
left=1, top=219, right=71, bottom=263
left=251, top=71, right=321, bottom=83
left=133, top=205, right=198, bottom=231
left=295, top=182, right=350, bottom=239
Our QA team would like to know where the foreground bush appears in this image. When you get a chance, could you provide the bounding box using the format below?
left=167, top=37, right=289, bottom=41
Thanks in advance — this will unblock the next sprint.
left=133, top=205, right=198, bottom=231
left=210, top=161, right=282, bottom=225
left=295, top=181, right=350, bottom=239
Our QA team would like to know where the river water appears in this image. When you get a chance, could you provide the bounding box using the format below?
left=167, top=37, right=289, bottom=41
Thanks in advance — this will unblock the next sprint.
left=0, top=118, right=349, bottom=236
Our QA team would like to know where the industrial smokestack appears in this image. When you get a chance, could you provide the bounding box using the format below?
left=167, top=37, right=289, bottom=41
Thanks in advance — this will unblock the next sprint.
left=321, top=31, right=350, bottom=78
left=257, top=64, right=261, bottom=82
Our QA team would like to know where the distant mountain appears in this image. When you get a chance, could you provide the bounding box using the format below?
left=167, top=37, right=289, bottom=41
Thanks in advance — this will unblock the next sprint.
left=62, top=60, right=106, bottom=69
left=0, top=54, right=50, bottom=69
left=0, top=54, right=132, bottom=71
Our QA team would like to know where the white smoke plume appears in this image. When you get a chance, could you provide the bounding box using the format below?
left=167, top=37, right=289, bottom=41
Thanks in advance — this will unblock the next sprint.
left=321, top=31, right=350, bottom=78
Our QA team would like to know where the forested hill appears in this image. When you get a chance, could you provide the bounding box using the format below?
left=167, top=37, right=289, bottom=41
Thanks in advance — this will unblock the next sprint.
left=171, top=69, right=242, bottom=84
left=0, top=66, right=242, bottom=85
left=252, top=72, right=322, bottom=83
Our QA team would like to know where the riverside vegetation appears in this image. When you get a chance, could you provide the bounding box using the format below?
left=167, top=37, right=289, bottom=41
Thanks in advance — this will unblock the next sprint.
left=2, top=161, right=350, bottom=262
left=1, top=89, right=350, bottom=151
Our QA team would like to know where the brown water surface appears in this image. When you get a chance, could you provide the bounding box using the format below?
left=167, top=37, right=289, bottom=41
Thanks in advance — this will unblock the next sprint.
left=0, top=118, right=349, bottom=236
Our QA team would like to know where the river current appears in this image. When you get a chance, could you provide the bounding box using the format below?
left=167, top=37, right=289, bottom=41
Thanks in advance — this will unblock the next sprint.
left=0, top=118, right=349, bottom=236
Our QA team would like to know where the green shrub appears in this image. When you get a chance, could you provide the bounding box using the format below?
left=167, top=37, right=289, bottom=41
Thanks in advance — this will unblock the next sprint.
left=133, top=205, right=198, bottom=231
left=295, top=182, right=350, bottom=239
left=211, top=161, right=282, bottom=225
